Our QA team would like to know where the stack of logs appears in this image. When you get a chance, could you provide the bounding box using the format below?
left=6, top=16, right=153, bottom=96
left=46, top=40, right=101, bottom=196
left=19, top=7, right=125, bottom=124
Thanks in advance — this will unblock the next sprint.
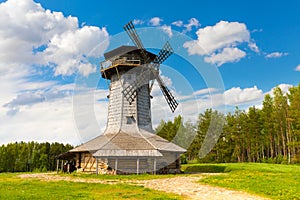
left=97, top=161, right=116, bottom=175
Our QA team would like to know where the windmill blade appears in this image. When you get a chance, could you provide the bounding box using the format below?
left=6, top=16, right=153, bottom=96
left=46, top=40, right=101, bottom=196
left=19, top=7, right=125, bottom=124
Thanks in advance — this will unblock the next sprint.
left=149, top=41, right=174, bottom=91
left=123, top=21, right=144, bottom=49
left=122, top=67, right=153, bottom=104
left=123, top=21, right=149, bottom=62
left=156, top=75, right=178, bottom=113
left=153, top=41, right=174, bottom=68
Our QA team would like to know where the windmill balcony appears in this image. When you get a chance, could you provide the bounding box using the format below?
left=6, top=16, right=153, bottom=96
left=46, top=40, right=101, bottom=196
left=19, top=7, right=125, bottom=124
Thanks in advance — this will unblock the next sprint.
left=100, top=57, right=142, bottom=71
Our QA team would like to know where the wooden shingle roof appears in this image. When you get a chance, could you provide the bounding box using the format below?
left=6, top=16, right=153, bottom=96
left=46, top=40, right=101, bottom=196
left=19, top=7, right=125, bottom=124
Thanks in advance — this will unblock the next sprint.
left=69, top=130, right=186, bottom=157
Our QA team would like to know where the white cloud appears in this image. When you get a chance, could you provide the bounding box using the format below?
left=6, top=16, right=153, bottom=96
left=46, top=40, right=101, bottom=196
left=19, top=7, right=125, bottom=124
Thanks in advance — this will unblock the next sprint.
left=265, top=52, right=288, bottom=58
left=0, top=86, right=109, bottom=145
left=172, top=20, right=183, bottom=27
left=0, top=0, right=110, bottom=145
left=204, top=47, right=246, bottom=66
left=268, top=84, right=293, bottom=96
left=182, top=20, right=259, bottom=66
left=248, top=42, right=259, bottom=53
left=0, top=0, right=109, bottom=76
left=160, top=25, right=173, bottom=37
left=252, top=29, right=263, bottom=33
left=132, top=19, right=144, bottom=25
left=184, top=21, right=250, bottom=55
left=224, top=86, right=264, bottom=105
left=39, top=26, right=109, bottom=76
left=149, top=17, right=162, bottom=26
left=4, top=88, right=71, bottom=111
left=192, top=88, right=219, bottom=96
left=295, top=64, right=300, bottom=71
left=183, top=18, right=200, bottom=32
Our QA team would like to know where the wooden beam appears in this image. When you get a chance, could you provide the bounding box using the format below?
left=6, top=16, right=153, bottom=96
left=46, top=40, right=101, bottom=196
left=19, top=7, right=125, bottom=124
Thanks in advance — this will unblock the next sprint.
left=96, top=158, right=98, bottom=175
left=82, top=155, right=91, bottom=171
left=153, top=158, right=156, bottom=175
left=136, top=158, right=139, bottom=175
left=56, top=159, right=59, bottom=174
left=115, top=158, right=118, bottom=174
left=67, top=163, right=70, bottom=173
left=61, top=160, right=64, bottom=172
left=90, top=157, right=96, bottom=171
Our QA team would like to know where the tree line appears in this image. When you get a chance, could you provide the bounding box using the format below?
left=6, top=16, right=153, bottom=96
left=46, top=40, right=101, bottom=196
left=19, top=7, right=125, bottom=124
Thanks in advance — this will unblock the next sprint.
left=1, top=84, right=299, bottom=173
left=157, top=84, right=300, bottom=164
left=0, top=142, right=73, bottom=172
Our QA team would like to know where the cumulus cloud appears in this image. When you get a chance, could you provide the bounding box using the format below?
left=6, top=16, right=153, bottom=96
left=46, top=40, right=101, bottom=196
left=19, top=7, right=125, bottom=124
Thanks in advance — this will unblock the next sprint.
left=0, top=0, right=109, bottom=76
left=172, top=18, right=200, bottom=32
left=172, top=20, right=183, bottom=27
left=184, top=21, right=250, bottom=55
left=295, top=64, right=300, bottom=71
left=248, top=42, right=259, bottom=53
left=0, top=0, right=110, bottom=145
left=204, top=47, right=246, bottom=66
left=183, top=20, right=257, bottom=66
left=183, top=18, right=200, bottom=32
left=160, top=25, right=173, bottom=37
left=149, top=17, right=162, bottom=26
left=265, top=52, right=288, bottom=58
left=268, top=84, right=293, bottom=95
left=38, top=26, right=109, bottom=76
left=4, top=88, right=71, bottom=111
left=0, top=84, right=109, bottom=145
left=224, top=86, right=264, bottom=105
left=132, top=19, right=144, bottom=25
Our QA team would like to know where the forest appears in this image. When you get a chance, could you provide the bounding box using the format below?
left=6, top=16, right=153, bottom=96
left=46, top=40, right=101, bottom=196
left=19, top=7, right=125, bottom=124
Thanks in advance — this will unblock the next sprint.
left=157, top=84, right=300, bottom=164
left=0, top=142, right=73, bottom=172
left=0, top=84, right=299, bottom=172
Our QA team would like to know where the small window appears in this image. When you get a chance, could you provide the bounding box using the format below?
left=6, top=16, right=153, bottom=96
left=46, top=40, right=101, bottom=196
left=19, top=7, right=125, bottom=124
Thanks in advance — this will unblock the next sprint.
left=126, top=116, right=136, bottom=124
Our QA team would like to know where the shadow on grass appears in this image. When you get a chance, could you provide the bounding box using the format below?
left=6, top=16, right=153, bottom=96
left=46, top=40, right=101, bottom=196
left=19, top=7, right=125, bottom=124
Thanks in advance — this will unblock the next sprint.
left=183, top=165, right=226, bottom=174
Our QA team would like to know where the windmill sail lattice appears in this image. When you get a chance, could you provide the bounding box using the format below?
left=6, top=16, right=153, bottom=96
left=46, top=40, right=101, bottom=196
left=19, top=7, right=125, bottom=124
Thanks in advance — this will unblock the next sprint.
left=122, top=21, right=178, bottom=112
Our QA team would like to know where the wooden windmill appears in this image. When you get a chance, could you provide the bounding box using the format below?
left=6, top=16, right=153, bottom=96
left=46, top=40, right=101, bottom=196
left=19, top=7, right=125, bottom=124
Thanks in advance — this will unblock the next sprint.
left=61, top=21, right=186, bottom=175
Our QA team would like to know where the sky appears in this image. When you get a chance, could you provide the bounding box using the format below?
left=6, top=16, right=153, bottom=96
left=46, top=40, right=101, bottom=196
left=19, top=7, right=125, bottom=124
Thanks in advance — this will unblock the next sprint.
left=0, top=0, right=299, bottom=145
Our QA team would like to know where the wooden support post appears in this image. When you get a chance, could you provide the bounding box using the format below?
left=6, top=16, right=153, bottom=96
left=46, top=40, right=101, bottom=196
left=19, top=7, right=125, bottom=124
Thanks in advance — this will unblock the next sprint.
left=61, top=160, right=64, bottom=172
left=115, top=158, right=118, bottom=174
left=67, top=163, right=70, bottom=173
left=56, top=159, right=59, bottom=174
left=96, top=158, right=98, bottom=175
left=137, top=158, right=139, bottom=175
left=153, top=158, right=156, bottom=175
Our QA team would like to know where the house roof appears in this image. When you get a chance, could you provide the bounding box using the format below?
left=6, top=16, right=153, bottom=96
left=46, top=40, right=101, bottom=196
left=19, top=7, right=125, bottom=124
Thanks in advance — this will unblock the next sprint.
left=103, top=45, right=156, bottom=61
left=69, top=130, right=186, bottom=157
left=104, top=46, right=137, bottom=60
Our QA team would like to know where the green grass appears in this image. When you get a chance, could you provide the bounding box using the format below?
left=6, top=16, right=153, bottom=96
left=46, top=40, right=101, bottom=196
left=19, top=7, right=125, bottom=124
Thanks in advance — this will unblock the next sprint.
left=0, top=173, right=181, bottom=200
left=2, top=163, right=300, bottom=199
left=182, top=163, right=300, bottom=199
left=58, top=172, right=180, bottom=181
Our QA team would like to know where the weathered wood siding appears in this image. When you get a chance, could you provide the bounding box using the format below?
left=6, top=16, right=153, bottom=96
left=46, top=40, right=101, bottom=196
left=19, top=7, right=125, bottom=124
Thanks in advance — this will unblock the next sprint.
left=137, top=84, right=152, bottom=129
left=105, top=71, right=152, bottom=134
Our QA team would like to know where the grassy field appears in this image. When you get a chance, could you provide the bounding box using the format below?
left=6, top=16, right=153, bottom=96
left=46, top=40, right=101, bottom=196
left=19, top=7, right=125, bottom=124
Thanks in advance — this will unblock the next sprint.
left=0, top=173, right=181, bottom=200
left=182, top=163, right=300, bottom=199
left=59, top=172, right=180, bottom=181
left=1, top=163, right=299, bottom=199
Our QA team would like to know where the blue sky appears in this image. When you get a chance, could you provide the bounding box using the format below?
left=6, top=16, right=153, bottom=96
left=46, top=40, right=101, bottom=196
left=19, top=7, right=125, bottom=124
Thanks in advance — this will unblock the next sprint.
left=0, top=0, right=299, bottom=145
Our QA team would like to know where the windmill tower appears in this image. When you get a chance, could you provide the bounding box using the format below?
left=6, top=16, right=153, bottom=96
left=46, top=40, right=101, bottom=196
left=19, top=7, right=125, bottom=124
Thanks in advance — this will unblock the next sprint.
left=64, top=21, right=186, bottom=174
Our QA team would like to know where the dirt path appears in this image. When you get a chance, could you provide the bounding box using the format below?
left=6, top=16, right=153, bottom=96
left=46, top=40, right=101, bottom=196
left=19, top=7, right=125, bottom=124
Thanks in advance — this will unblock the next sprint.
left=134, top=175, right=268, bottom=200
left=19, top=173, right=268, bottom=200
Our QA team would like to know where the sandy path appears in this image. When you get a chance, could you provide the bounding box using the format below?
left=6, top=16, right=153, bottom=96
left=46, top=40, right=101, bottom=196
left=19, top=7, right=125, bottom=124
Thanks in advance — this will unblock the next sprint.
left=19, top=173, right=269, bottom=200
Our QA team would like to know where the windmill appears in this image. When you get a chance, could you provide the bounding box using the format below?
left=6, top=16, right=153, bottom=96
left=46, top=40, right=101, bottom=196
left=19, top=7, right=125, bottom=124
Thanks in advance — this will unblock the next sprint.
left=60, top=21, right=186, bottom=175
left=121, top=21, right=178, bottom=112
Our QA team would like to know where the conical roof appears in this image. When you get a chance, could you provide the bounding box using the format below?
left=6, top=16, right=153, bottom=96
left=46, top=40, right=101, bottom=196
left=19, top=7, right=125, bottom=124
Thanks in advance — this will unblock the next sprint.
left=69, top=129, right=186, bottom=157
